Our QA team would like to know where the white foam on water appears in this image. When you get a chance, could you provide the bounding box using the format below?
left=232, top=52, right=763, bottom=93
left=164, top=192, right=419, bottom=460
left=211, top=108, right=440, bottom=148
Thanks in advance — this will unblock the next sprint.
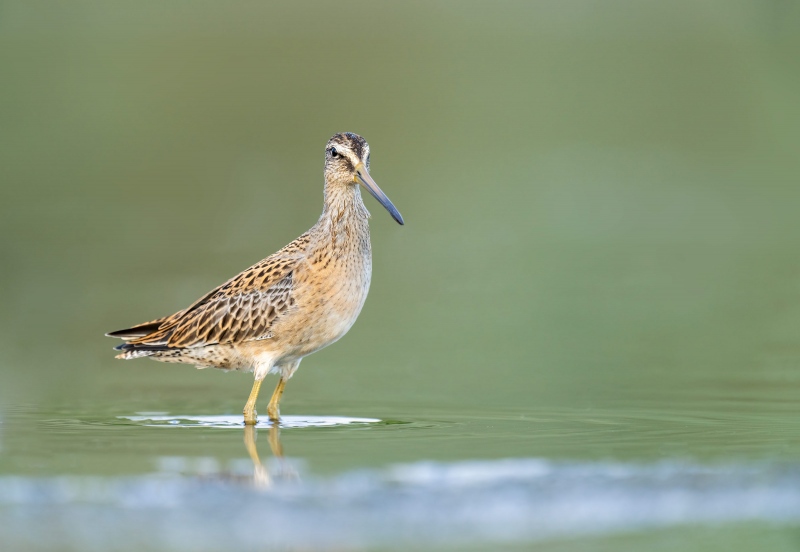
left=120, top=414, right=380, bottom=428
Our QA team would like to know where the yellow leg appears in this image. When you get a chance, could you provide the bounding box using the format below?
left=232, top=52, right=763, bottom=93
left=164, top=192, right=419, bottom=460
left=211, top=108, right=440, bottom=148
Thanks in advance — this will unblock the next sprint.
left=266, top=377, right=286, bottom=422
left=243, top=378, right=263, bottom=426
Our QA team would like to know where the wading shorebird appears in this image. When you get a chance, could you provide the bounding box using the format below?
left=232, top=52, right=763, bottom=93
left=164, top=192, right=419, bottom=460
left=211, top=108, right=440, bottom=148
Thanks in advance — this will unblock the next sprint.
left=107, top=132, right=403, bottom=425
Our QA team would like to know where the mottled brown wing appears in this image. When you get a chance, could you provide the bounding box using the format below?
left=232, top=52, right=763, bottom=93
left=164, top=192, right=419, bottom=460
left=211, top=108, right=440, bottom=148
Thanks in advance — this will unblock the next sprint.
left=165, top=270, right=295, bottom=348
left=121, top=233, right=311, bottom=350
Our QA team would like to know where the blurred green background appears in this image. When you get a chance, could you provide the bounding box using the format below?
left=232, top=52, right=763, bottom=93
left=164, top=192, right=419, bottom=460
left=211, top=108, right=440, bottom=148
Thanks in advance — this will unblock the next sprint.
left=3, top=2, right=800, bottom=549
left=2, top=0, right=800, bottom=472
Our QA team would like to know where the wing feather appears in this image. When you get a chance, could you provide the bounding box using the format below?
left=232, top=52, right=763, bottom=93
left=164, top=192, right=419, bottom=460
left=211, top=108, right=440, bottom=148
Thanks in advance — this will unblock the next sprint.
left=165, top=270, right=295, bottom=348
left=116, top=233, right=311, bottom=351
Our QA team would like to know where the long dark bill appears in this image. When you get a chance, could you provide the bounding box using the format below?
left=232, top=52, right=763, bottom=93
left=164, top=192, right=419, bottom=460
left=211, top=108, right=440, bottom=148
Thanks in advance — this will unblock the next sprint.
left=355, top=163, right=404, bottom=225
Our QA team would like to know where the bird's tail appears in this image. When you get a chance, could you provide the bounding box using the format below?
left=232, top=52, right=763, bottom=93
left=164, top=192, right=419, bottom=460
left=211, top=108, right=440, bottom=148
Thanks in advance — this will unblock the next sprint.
left=107, top=316, right=174, bottom=359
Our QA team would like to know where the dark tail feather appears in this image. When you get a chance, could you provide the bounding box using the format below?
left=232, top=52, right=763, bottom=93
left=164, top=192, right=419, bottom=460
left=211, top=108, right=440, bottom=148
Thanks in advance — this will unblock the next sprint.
left=114, top=342, right=172, bottom=353
left=106, top=321, right=164, bottom=339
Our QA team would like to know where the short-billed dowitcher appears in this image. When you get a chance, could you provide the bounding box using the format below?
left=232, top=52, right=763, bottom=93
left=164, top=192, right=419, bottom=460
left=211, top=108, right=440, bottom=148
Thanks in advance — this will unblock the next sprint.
left=107, top=132, right=403, bottom=425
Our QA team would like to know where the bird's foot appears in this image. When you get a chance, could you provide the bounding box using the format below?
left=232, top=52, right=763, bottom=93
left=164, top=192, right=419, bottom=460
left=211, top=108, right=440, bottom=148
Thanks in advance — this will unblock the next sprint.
left=243, top=408, right=258, bottom=426
left=267, top=404, right=280, bottom=423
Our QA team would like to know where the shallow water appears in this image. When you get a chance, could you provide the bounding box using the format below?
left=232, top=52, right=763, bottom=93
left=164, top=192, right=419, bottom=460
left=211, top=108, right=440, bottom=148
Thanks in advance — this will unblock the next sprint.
left=3, top=454, right=800, bottom=551
left=3, top=403, right=800, bottom=550
left=2, top=1, right=800, bottom=550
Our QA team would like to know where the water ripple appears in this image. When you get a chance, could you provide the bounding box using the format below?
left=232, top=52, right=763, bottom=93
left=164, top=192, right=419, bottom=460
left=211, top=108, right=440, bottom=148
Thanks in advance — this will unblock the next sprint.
left=119, top=413, right=382, bottom=429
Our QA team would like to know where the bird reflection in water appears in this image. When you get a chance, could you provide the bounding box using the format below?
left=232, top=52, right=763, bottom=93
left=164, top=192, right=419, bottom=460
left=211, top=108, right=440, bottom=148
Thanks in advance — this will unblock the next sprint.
left=242, top=424, right=297, bottom=487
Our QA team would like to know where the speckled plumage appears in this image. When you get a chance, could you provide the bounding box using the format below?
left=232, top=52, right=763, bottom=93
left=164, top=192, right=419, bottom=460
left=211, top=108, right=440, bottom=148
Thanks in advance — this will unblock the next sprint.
left=107, top=133, right=403, bottom=424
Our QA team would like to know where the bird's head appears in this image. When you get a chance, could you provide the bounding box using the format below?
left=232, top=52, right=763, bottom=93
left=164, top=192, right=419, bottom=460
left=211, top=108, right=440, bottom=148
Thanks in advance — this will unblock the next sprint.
left=324, top=132, right=404, bottom=225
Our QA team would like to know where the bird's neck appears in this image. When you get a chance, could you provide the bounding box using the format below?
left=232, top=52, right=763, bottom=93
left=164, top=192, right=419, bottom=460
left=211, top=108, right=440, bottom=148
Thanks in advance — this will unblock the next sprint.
left=314, top=183, right=371, bottom=258
left=310, top=181, right=372, bottom=272
left=321, top=182, right=370, bottom=227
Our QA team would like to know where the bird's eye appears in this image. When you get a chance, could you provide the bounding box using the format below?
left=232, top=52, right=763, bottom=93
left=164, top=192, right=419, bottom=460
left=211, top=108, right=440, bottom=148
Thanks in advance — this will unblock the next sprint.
left=330, top=147, right=339, bottom=158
